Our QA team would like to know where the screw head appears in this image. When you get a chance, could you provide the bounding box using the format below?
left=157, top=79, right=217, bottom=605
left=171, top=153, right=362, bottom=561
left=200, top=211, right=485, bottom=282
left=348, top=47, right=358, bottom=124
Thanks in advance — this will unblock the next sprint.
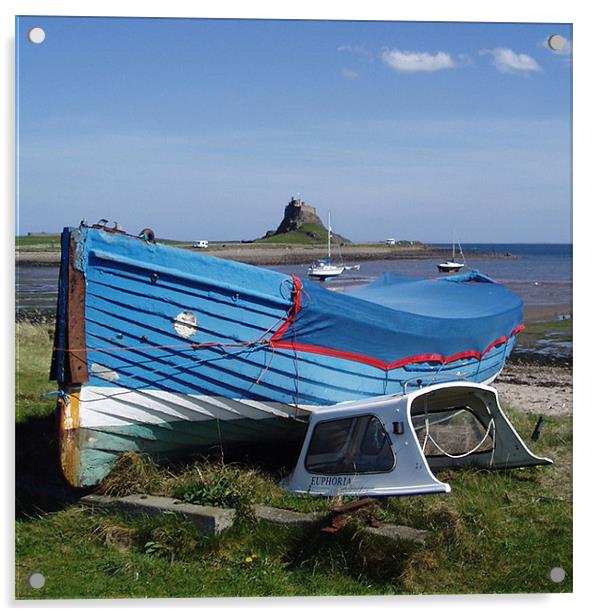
left=547, top=35, right=566, bottom=52
left=549, top=567, right=566, bottom=583
left=28, top=572, right=45, bottom=589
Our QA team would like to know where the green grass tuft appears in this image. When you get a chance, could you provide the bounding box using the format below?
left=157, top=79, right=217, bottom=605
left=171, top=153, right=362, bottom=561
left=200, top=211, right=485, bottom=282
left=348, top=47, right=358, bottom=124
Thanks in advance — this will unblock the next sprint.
left=172, top=463, right=258, bottom=520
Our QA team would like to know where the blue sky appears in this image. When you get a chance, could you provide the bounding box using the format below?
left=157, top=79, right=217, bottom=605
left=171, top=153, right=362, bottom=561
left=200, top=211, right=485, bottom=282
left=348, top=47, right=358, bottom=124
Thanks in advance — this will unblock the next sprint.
left=16, top=17, right=572, bottom=242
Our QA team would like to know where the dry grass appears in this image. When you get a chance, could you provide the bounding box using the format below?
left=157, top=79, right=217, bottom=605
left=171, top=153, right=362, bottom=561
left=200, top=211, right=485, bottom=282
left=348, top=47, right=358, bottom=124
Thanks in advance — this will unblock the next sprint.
left=91, top=520, right=139, bottom=554
left=97, top=453, right=169, bottom=497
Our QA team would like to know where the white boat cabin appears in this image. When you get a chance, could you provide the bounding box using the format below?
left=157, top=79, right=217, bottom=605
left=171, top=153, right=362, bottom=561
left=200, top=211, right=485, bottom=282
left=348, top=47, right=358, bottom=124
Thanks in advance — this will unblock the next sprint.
left=281, top=381, right=551, bottom=498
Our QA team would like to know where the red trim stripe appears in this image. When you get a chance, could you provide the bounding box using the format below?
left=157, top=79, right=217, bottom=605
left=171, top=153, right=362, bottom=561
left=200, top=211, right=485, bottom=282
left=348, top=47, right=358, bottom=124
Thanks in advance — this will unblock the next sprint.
left=511, top=324, right=526, bottom=336
left=270, top=324, right=525, bottom=372
left=272, top=340, right=390, bottom=370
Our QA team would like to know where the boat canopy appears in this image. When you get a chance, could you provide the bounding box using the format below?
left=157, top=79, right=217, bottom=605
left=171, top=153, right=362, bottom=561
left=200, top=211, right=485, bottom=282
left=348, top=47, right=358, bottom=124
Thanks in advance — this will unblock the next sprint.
left=276, top=271, right=523, bottom=369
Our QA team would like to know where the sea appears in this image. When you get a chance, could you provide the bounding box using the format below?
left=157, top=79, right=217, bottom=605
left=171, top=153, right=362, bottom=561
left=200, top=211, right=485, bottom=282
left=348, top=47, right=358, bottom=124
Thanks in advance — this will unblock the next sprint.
left=269, top=243, right=572, bottom=309
left=15, top=243, right=572, bottom=315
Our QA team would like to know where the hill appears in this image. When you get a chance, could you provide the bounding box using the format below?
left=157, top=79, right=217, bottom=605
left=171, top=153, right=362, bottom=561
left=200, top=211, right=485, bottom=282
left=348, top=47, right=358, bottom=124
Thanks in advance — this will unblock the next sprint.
left=257, top=196, right=350, bottom=244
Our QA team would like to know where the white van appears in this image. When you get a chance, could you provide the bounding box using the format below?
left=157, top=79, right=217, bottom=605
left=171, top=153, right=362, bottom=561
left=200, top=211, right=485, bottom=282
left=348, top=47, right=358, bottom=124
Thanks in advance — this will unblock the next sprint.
left=193, top=240, right=209, bottom=249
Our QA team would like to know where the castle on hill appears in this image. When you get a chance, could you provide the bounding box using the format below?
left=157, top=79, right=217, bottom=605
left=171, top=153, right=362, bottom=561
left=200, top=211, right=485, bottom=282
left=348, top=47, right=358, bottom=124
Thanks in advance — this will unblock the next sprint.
left=260, top=196, right=351, bottom=244
left=275, top=196, right=323, bottom=234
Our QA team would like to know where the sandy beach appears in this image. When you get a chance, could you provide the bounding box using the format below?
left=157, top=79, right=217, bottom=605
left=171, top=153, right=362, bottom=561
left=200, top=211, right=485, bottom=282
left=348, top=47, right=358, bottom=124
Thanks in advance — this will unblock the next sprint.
left=494, top=363, right=572, bottom=417
left=497, top=303, right=573, bottom=418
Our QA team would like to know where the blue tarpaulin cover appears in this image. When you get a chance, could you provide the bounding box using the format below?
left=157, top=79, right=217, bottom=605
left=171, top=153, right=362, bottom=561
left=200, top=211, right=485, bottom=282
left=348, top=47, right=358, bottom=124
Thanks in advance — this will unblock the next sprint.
left=278, top=271, right=523, bottom=365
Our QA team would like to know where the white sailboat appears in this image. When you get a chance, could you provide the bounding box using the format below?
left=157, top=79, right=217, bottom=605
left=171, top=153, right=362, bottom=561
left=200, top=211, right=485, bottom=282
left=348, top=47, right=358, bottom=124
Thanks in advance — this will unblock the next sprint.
left=308, top=213, right=346, bottom=280
left=437, top=238, right=465, bottom=273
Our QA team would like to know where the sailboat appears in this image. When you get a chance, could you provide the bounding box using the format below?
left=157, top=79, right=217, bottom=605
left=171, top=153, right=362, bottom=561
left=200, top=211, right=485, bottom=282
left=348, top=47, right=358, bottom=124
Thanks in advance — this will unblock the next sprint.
left=308, top=213, right=346, bottom=280
left=437, top=238, right=465, bottom=273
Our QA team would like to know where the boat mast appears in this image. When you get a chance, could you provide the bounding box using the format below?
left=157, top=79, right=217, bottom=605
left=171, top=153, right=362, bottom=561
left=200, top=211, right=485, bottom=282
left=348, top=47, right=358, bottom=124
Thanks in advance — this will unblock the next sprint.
left=328, top=212, right=332, bottom=261
left=458, top=240, right=465, bottom=264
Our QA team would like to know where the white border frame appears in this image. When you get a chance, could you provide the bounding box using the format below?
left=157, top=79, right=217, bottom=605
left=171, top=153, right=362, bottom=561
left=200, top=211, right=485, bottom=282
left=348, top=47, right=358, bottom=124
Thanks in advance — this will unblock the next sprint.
left=3, top=2, right=588, bottom=613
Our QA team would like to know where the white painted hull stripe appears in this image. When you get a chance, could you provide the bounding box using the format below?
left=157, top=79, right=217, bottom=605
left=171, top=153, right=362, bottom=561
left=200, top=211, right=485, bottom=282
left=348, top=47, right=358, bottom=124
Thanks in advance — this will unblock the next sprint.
left=78, top=386, right=314, bottom=429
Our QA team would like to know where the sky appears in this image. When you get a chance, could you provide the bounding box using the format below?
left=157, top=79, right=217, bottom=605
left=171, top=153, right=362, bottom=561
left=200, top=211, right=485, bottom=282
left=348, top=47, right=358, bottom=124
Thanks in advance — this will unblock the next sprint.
left=16, top=17, right=572, bottom=243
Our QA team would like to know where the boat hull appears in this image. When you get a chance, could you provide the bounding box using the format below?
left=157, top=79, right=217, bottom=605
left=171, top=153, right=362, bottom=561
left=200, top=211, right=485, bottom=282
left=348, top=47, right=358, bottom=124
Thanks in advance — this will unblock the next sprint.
left=58, top=387, right=308, bottom=486
left=58, top=344, right=509, bottom=487
left=437, top=263, right=464, bottom=273
left=307, top=265, right=345, bottom=280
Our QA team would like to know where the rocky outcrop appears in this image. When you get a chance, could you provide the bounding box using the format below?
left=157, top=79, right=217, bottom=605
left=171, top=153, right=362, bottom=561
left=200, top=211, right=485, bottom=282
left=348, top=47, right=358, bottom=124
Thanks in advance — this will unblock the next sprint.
left=275, top=196, right=324, bottom=234
left=261, top=196, right=351, bottom=244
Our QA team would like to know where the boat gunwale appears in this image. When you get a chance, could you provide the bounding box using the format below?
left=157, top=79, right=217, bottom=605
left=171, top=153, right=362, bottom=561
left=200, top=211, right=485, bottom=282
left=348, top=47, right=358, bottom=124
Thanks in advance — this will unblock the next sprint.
left=88, top=247, right=293, bottom=309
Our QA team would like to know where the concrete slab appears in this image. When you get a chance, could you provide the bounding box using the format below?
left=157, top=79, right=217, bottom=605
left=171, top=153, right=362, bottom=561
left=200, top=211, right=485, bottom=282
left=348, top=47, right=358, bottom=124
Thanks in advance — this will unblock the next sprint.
left=80, top=493, right=235, bottom=535
left=80, top=494, right=429, bottom=546
left=254, top=505, right=325, bottom=527
left=365, top=523, right=430, bottom=546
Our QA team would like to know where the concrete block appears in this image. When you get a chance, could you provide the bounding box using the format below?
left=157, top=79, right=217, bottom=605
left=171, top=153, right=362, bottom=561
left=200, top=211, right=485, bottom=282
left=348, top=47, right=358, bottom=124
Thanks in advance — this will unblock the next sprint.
left=364, top=523, right=430, bottom=546
left=254, top=505, right=325, bottom=527
left=80, top=495, right=428, bottom=546
left=80, top=493, right=235, bottom=535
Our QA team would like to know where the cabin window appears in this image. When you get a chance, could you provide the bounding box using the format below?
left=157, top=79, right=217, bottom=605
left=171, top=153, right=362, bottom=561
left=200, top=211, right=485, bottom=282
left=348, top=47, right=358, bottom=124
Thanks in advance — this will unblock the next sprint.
left=305, top=415, right=395, bottom=474
left=412, top=407, right=494, bottom=457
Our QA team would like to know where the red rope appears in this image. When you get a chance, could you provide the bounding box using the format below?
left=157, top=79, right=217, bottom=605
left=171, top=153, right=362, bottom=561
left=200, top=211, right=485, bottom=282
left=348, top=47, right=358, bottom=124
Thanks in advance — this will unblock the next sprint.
left=270, top=275, right=302, bottom=341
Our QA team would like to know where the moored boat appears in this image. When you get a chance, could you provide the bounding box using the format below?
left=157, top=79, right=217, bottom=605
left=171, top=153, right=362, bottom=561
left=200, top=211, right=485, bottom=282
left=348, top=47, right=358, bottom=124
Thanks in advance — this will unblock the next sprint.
left=52, top=223, right=525, bottom=487
left=437, top=260, right=465, bottom=273
left=307, top=258, right=345, bottom=280
left=437, top=239, right=465, bottom=273
left=308, top=213, right=358, bottom=280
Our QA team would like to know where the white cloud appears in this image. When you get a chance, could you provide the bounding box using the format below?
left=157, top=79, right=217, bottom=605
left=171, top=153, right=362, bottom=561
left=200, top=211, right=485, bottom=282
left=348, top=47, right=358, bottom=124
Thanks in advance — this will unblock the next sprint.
left=341, top=68, right=359, bottom=79
left=481, top=48, right=541, bottom=73
left=337, top=45, right=373, bottom=60
left=381, top=49, right=456, bottom=73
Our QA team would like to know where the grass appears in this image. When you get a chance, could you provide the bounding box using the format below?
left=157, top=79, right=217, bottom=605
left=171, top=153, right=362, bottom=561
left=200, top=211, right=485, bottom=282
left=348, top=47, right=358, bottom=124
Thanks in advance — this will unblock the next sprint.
left=15, top=323, right=572, bottom=599
left=518, top=319, right=573, bottom=345
left=16, top=235, right=61, bottom=251
left=256, top=222, right=331, bottom=245
left=15, top=322, right=57, bottom=422
left=16, top=232, right=427, bottom=255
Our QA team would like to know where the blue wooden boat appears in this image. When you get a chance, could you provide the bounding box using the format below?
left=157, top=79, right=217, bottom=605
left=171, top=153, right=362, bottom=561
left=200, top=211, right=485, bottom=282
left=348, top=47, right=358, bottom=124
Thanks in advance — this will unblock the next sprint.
left=52, top=223, right=525, bottom=487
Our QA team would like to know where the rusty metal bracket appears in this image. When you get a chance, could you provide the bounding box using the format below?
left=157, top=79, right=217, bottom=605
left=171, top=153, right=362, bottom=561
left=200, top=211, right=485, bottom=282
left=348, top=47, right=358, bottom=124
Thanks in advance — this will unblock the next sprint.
left=321, top=497, right=381, bottom=534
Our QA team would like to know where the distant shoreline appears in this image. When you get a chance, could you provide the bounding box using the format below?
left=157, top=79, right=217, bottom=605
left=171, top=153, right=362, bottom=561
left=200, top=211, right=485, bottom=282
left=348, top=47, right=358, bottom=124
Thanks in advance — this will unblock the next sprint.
left=16, top=242, right=517, bottom=267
